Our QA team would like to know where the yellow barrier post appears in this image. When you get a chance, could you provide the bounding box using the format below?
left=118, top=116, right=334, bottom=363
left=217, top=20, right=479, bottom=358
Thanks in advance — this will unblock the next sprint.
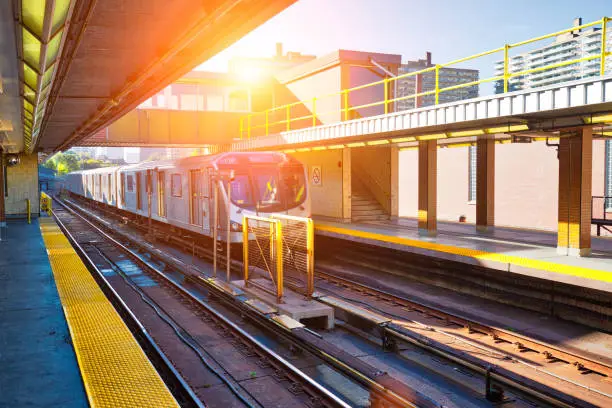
left=275, top=220, right=283, bottom=304
left=306, top=218, right=314, bottom=299
left=247, top=115, right=251, bottom=139
left=26, top=199, right=30, bottom=224
left=434, top=65, right=440, bottom=105
left=503, top=44, right=510, bottom=93
left=343, top=90, right=349, bottom=121
left=286, top=105, right=291, bottom=132
left=384, top=78, right=389, bottom=114
left=243, top=216, right=249, bottom=286
left=312, top=97, right=317, bottom=127
left=601, top=17, right=608, bottom=76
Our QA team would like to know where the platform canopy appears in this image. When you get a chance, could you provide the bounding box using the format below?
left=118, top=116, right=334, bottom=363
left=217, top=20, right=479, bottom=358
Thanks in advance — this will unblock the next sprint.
left=0, top=0, right=296, bottom=155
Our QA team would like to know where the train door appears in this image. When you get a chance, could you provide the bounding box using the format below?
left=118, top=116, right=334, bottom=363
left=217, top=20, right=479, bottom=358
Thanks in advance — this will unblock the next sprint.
left=108, top=174, right=112, bottom=204
left=136, top=172, right=142, bottom=210
left=157, top=171, right=166, bottom=217
left=120, top=173, right=125, bottom=206
left=189, top=169, right=204, bottom=226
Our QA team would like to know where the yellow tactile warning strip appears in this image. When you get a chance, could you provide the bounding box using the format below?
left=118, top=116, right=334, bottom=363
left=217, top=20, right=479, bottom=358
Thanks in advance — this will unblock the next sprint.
left=39, top=218, right=179, bottom=408
left=316, top=224, right=612, bottom=283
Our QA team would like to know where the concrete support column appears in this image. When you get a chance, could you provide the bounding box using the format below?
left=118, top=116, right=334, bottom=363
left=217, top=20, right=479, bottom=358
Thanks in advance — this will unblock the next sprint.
left=0, top=149, right=5, bottom=227
left=390, top=146, right=399, bottom=218
left=557, top=128, right=592, bottom=256
left=476, top=138, right=495, bottom=232
left=342, top=147, right=352, bottom=222
left=418, top=140, right=436, bottom=236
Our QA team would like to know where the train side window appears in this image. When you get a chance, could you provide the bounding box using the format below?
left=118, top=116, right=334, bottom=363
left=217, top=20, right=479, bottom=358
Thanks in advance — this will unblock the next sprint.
left=120, top=174, right=126, bottom=205
left=171, top=174, right=182, bottom=197
left=126, top=174, right=134, bottom=192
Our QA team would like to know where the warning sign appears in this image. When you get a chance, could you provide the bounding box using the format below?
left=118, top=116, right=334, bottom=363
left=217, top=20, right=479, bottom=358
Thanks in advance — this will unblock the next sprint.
left=311, top=165, right=322, bottom=186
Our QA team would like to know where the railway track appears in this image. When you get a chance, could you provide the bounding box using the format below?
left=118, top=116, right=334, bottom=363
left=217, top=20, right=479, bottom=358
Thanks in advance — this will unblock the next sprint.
left=312, top=260, right=612, bottom=408
left=58, top=193, right=611, bottom=407
left=52, top=203, right=354, bottom=408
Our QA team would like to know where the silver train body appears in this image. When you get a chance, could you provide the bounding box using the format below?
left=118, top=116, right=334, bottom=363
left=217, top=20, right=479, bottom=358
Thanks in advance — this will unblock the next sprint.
left=63, top=152, right=310, bottom=243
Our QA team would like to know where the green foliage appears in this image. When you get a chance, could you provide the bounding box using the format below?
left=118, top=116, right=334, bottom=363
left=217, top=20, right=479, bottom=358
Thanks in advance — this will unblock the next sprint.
left=42, top=151, right=113, bottom=175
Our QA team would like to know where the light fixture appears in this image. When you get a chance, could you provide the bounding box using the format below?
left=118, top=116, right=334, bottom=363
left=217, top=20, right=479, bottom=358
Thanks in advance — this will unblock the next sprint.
left=485, top=124, right=529, bottom=133
left=366, top=140, right=389, bottom=145
left=312, top=146, right=327, bottom=151
left=296, top=147, right=311, bottom=152
left=448, top=129, right=484, bottom=137
left=346, top=142, right=366, bottom=147
left=416, top=133, right=447, bottom=140
left=587, top=114, right=612, bottom=124
left=327, top=144, right=345, bottom=150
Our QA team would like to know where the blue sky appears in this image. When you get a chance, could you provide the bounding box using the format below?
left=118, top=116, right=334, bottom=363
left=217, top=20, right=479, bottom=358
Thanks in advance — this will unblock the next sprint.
left=199, top=0, right=610, bottom=79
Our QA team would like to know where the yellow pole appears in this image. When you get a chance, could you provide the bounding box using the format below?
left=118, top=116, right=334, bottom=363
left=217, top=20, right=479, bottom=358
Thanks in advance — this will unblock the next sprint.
left=26, top=199, right=30, bottom=224
left=243, top=217, right=249, bottom=286
left=312, top=97, right=317, bottom=127
left=275, top=220, right=283, bottom=303
left=343, top=90, right=349, bottom=121
left=306, top=219, right=314, bottom=299
left=434, top=65, right=440, bottom=105
left=384, top=78, right=389, bottom=114
left=601, top=17, right=608, bottom=76
left=286, top=105, right=291, bottom=132
left=504, top=44, right=510, bottom=93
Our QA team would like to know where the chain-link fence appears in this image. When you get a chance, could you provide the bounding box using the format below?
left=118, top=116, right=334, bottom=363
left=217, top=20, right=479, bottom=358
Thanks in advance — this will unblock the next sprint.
left=243, top=215, right=284, bottom=303
left=271, top=214, right=314, bottom=299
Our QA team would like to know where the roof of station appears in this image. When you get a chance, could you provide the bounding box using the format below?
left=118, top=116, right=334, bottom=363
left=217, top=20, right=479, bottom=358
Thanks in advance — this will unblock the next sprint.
left=0, top=0, right=297, bottom=155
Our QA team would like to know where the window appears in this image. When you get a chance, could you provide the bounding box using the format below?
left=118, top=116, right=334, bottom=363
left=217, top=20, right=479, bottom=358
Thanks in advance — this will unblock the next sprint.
left=171, top=174, right=182, bottom=197
left=126, top=174, right=134, bottom=192
left=606, top=140, right=612, bottom=210
left=468, top=145, right=477, bottom=202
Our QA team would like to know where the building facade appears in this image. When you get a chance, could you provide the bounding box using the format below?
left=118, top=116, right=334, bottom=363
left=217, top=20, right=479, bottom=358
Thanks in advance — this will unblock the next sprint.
left=494, top=18, right=612, bottom=93
left=396, top=52, right=479, bottom=111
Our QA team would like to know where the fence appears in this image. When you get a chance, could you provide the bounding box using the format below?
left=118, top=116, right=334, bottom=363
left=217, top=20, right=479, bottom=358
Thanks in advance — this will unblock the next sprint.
left=592, top=196, right=612, bottom=236
left=271, top=214, right=314, bottom=299
left=242, top=215, right=284, bottom=303
left=240, top=16, right=611, bottom=139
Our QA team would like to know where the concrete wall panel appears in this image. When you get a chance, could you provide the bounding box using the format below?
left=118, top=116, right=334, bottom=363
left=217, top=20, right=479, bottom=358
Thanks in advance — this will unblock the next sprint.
left=6, top=154, right=39, bottom=216
left=292, top=150, right=344, bottom=218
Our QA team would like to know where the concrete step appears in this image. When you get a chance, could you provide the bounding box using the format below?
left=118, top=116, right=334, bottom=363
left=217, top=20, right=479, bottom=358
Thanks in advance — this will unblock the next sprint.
left=351, top=208, right=386, bottom=215
left=352, top=214, right=390, bottom=221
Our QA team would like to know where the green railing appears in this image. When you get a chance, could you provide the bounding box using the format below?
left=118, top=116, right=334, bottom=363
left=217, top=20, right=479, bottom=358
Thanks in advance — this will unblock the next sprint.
left=240, top=17, right=611, bottom=139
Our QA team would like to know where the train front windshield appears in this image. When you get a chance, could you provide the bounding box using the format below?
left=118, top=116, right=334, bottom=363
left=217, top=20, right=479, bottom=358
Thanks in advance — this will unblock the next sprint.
left=229, top=165, right=306, bottom=212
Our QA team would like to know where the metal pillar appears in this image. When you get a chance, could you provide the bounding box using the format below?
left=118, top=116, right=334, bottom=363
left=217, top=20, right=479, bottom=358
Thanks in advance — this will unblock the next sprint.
left=0, top=149, right=5, bottom=240
left=476, top=138, right=495, bottom=232
left=418, top=140, right=437, bottom=236
left=342, top=148, right=352, bottom=222
left=557, top=128, right=592, bottom=256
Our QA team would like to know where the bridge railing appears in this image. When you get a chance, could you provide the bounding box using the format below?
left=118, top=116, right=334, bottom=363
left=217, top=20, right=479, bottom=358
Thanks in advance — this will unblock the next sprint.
left=239, top=17, right=611, bottom=139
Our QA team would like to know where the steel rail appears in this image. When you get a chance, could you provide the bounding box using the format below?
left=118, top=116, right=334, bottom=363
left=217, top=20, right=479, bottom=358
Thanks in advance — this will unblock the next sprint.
left=58, top=195, right=437, bottom=408
left=55, top=199, right=352, bottom=408
left=314, top=265, right=611, bottom=379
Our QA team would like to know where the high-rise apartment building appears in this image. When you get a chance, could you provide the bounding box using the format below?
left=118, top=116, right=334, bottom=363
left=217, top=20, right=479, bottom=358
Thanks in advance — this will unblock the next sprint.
left=494, top=18, right=612, bottom=93
left=396, top=52, right=479, bottom=111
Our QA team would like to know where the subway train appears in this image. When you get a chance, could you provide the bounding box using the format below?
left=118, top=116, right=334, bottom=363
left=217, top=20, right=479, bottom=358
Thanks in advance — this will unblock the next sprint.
left=63, top=152, right=310, bottom=243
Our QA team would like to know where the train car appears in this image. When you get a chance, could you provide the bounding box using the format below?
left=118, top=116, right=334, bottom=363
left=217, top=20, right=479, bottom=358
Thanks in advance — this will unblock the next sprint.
left=64, top=152, right=310, bottom=243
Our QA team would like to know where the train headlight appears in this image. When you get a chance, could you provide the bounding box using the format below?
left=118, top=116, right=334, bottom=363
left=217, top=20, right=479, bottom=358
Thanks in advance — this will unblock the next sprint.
left=230, top=221, right=242, bottom=232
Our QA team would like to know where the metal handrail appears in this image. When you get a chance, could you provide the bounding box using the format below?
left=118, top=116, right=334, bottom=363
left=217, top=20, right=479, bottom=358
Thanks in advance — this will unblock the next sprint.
left=240, top=16, right=611, bottom=139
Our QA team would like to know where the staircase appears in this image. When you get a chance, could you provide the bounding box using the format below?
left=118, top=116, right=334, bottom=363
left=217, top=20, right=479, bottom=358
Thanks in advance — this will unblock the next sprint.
left=351, top=179, right=389, bottom=222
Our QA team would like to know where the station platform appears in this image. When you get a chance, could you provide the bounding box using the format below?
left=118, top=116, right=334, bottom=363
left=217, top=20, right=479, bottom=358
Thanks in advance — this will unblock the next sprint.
left=0, top=218, right=178, bottom=407
left=314, top=217, right=612, bottom=292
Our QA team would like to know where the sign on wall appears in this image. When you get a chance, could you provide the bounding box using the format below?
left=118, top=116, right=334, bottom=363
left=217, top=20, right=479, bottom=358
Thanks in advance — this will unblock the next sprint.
left=311, top=165, right=322, bottom=186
